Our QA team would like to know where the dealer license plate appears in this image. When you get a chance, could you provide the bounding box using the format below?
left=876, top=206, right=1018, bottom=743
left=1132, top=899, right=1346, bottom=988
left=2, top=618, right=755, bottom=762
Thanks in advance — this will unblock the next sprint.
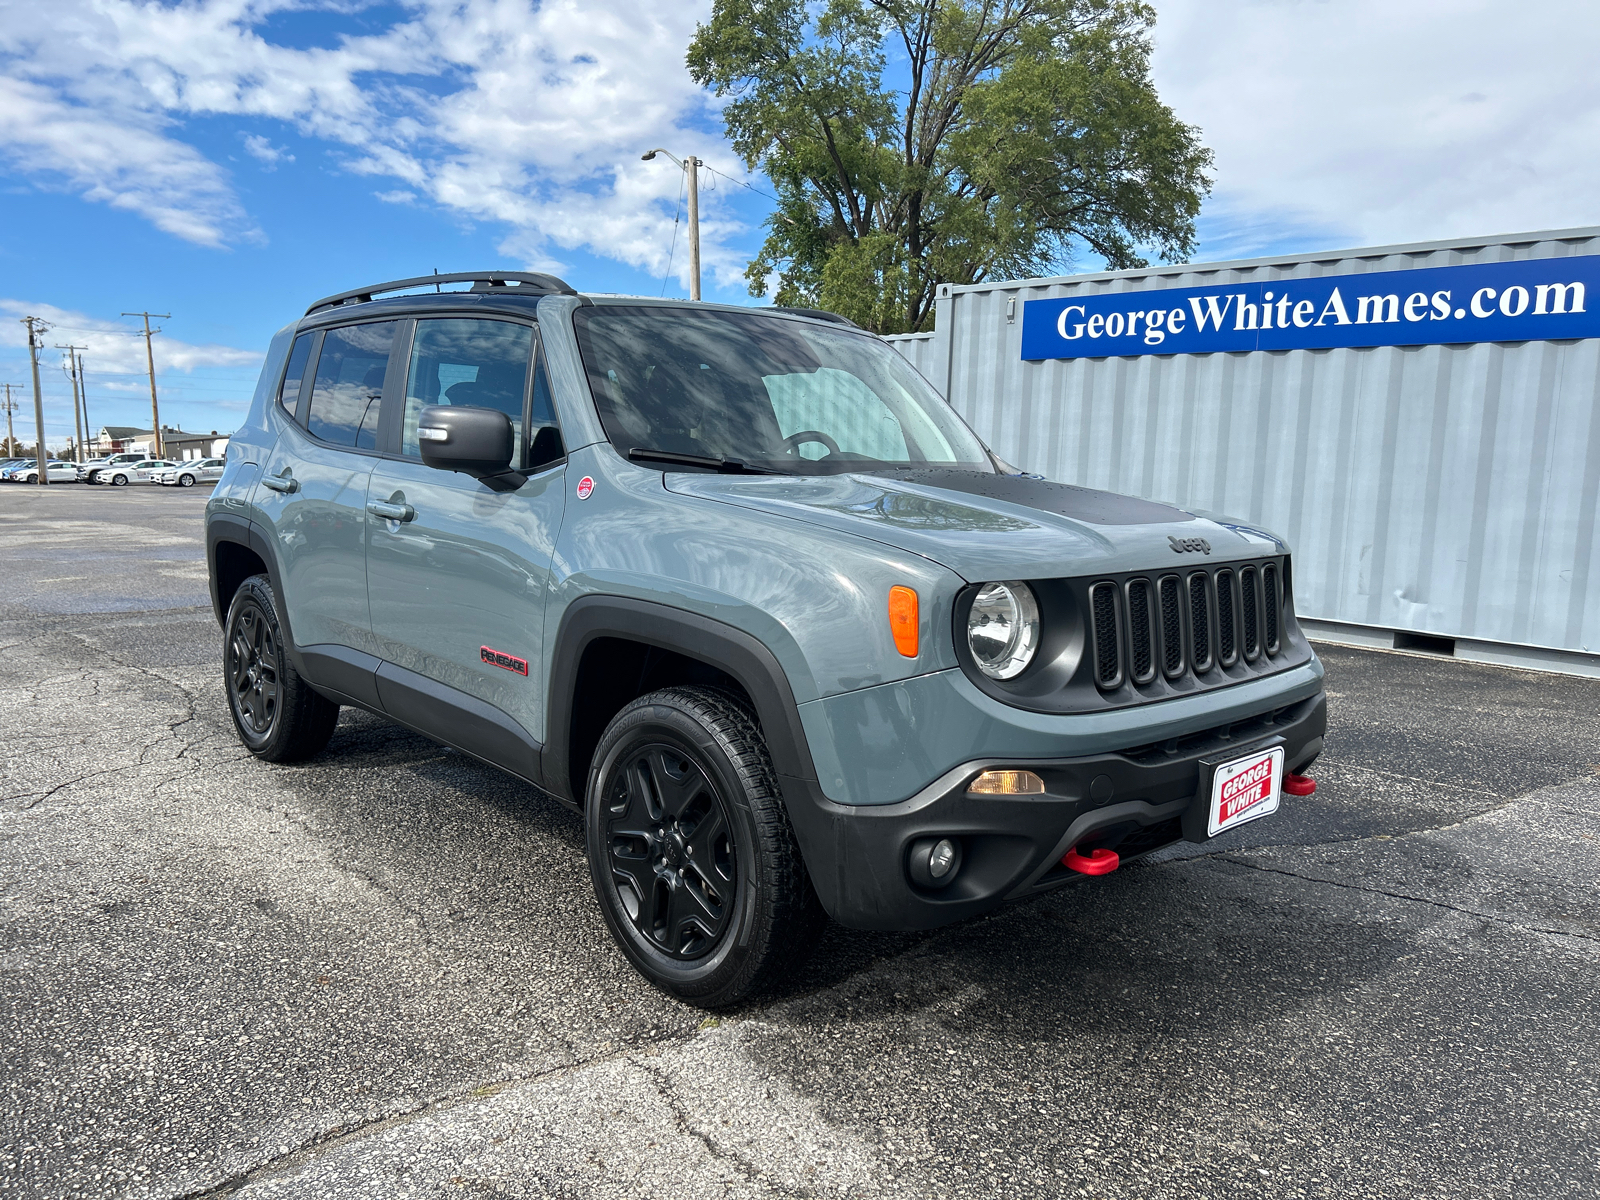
left=1207, top=745, right=1284, bottom=837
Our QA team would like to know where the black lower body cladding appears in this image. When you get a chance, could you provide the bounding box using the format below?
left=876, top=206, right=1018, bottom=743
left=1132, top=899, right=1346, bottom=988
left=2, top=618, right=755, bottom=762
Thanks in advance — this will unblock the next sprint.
left=781, top=691, right=1326, bottom=931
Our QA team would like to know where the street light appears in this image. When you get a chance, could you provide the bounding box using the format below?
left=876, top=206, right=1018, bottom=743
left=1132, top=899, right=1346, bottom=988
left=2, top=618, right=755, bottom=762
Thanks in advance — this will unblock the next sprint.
left=642, top=149, right=702, bottom=301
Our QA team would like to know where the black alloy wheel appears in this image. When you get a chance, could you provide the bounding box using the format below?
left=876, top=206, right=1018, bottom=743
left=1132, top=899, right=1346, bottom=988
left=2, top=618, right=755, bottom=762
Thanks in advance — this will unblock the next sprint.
left=222, top=575, right=340, bottom=762
left=586, top=686, right=826, bottom=1007
left=604, top=744, right=737, bottom=959
left=228, top=597, right=281, bottom=743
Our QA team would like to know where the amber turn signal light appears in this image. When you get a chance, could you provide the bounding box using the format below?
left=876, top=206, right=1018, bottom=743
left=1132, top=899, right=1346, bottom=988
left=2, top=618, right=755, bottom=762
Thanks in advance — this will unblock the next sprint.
left=888, top=585, right=919, bottom=657
left=968, top=769, right=1046, bottom=795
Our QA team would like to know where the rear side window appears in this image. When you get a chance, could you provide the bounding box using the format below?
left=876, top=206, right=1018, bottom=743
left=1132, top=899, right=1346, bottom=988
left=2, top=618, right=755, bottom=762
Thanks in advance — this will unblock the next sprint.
left=402, top=319, right=533, bottom=457
left=278, top=333, right=314, bottom=417
left=305, top=322, right=397, bottom=449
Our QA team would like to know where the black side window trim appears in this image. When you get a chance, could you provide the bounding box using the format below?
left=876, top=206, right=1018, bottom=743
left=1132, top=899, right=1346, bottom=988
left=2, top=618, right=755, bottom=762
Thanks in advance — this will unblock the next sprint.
left=390, top=314, right=556, bottom=469
left=289, top=318, right=403, bottom=457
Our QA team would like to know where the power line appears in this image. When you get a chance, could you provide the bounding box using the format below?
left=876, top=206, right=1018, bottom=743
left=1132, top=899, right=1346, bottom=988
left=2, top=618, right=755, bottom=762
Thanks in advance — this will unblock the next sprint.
left=700, top=163, right=779, bottom=203
left=661, top=169, right=687, bottom=296
left=54, top=342, right=87, bottom=462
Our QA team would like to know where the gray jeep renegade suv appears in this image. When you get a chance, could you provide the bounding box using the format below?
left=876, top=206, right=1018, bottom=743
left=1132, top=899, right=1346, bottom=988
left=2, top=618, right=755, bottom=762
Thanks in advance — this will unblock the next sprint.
left=206, top=271, right=1327, bottom=1006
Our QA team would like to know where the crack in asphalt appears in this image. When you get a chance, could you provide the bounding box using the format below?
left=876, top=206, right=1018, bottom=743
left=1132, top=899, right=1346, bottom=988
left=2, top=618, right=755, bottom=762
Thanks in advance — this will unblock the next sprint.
left=634, top=1057, right=816, bottom=1200
left=172, top=1035, right=706, bottom=1200
left=1216, top=855, right=1600, bottom=947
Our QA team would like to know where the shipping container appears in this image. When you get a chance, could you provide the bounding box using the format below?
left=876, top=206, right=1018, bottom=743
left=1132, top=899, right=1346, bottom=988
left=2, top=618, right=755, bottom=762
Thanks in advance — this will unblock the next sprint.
left=886, top=227, right=1600, bottom=676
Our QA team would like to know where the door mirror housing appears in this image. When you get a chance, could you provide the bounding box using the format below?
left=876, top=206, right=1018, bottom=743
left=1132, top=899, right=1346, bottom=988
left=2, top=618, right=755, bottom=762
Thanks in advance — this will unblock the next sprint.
left=417, top=405, right=526, bottom=491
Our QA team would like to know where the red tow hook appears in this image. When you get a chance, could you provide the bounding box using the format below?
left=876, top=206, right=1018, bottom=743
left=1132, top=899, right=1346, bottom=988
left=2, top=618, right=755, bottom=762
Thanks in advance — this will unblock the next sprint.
left=1063, top=847, right=1119, bottom=875
left=1284, top=772, right=1317, bottom=797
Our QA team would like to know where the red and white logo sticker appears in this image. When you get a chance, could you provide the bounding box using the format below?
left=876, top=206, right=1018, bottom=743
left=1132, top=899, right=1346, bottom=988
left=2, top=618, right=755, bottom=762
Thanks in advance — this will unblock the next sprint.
left=576, top=475, right=594, bottom=500
left=1207, top=746, right=1283, bottom=836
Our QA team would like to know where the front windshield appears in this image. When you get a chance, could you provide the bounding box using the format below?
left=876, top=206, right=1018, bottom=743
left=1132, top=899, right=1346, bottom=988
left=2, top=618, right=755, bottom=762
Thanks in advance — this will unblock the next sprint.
left=573, top=306, right=994, bottom=475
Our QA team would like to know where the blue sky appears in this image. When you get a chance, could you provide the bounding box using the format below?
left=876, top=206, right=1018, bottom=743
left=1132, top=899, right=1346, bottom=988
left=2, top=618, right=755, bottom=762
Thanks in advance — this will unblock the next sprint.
left=2, top=0, right=1596, bottom=449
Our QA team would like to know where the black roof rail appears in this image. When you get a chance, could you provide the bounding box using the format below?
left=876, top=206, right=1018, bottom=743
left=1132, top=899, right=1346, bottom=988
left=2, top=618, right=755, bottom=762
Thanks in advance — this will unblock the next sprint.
left=305, top=271, right=577, bottom=315
left=771, top=306, right=862, bottom=329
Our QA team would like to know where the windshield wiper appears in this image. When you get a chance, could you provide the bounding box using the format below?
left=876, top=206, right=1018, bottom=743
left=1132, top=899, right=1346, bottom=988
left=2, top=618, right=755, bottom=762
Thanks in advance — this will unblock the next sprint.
left=627, top=448, right=789, bottom=476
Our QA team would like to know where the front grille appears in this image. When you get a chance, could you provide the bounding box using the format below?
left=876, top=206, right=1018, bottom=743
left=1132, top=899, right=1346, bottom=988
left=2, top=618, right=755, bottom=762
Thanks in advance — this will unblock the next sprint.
left=1126, top=578, right=1155, bottom=685
left=1090, top=581, right=1121, bottom=688
left=1215, top=569, right=1237, bottom=666
left=1188, top=573, right=1212, bottom=672
left=1240, top=566, right=1260, bottom=660
left=1262, top=564, right=1281, bottom=652
left=1086, top=556, right=1290, bottom=696
left=1158, top=575, right=1184, bottom=677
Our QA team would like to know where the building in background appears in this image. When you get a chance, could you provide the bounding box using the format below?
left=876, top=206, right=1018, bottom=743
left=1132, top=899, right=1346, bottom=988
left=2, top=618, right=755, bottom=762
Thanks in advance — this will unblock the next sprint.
left=87, top=426, right=229, bottom=459
left=888, top=227, right=1600, bottom=677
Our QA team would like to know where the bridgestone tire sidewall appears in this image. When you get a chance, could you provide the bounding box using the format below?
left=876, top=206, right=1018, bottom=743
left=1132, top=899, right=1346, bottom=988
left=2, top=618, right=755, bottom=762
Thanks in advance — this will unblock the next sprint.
left=585, top=690, right=787, bottom=1005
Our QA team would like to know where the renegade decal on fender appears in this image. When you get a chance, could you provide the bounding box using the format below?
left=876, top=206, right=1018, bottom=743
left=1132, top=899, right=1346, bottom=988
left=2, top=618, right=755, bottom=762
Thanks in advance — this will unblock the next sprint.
left=480, top=646, right=529, bottom=675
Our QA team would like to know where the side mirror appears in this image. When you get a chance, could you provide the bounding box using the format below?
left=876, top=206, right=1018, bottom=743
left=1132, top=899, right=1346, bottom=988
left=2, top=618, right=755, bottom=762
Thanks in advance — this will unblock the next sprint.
left=417, top=405, right=526, bottom=491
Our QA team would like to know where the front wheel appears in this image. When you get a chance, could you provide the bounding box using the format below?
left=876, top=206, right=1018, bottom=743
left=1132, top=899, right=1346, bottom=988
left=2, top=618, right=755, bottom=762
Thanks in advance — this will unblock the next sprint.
left=110, top=473, right=128, bottom=486
left=178, top=473, right=196, bottom=487
left=223, top=575, right=339, bottom=762
left=586, top=686, right=825, bottom=1008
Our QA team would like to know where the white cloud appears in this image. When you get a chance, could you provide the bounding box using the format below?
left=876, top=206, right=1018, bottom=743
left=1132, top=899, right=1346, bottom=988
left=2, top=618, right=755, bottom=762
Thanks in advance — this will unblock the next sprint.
left=241, top=133, right=294, bottom=168
left=1151, top=0, right=1600, bottom=258
left=0, top=0, right=754, bottom=279
left=0, top=76, right=252, bottom=247
left=0, top=301, right=262, bottom=375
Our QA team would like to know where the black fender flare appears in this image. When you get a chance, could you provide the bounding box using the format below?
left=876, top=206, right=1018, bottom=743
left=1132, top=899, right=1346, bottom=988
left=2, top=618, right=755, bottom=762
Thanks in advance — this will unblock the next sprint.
left=541, top=595, right=819, bottom=805
left=206, top=513, right=297, bottom=653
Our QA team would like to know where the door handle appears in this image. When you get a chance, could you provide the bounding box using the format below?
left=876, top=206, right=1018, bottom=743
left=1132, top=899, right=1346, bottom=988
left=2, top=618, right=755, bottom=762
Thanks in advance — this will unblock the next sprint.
left=262, top=473, right=299, bottom=494
left=367, top=500, right=415, bottom=522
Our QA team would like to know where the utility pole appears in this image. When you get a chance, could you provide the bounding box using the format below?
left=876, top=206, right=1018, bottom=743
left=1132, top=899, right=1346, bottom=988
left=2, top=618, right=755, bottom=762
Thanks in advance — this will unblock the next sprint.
left=1, top=384, right=19, bottom=457
left=56, top=343, right=87, bottom=462
left=20, top=316, right=51, bottom=485
left=685, top=155, right=701, bottom=301
left=122, top=311, right=170, bottom=457
left=641, top=149, right=702, bottom=301
left=76, top=353, right=92, bottom=457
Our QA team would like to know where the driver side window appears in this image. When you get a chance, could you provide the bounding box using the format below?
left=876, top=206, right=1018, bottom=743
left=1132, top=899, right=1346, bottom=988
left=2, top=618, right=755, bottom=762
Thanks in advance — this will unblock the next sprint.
left=765, top=368, right=909, bottom=461
left=402, top=319, right=532, bottom=458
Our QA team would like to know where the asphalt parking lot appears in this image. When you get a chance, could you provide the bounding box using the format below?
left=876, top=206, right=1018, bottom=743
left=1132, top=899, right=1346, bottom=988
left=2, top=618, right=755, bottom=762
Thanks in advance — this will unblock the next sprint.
left=1, top=484, right=1597, bottom=1200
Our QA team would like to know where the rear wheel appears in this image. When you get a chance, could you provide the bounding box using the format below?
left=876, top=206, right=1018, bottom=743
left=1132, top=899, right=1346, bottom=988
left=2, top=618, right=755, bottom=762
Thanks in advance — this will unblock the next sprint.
left=586, top=686, right=825, bottom=1008
left=223, top=575, right=339, bottom=762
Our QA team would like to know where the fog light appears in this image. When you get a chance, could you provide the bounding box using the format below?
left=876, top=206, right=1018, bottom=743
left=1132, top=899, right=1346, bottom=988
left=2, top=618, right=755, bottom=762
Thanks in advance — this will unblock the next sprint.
left=968, top=769, right=1045, bottom=795
left=907, top=836, right=964, bottom=889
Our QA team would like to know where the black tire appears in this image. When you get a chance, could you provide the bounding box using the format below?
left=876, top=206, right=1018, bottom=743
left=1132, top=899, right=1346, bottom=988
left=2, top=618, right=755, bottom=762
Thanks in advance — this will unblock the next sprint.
left=110, top=473, right=128, bottom=486
left=179, top=473, right=196, bottom=487
left=223, top=575, right=339, bottom=762
left=586, top=686, right=826, bottom=1008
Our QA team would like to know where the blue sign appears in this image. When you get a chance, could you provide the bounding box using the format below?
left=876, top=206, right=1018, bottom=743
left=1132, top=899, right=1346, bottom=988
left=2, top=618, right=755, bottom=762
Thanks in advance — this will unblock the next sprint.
left=1020, top=256, right=1600, bottom=360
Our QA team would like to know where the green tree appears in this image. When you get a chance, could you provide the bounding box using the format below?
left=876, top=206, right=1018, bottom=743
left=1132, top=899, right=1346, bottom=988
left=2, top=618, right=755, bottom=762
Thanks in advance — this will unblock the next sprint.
left=688, top=0, right=1213, bottom=334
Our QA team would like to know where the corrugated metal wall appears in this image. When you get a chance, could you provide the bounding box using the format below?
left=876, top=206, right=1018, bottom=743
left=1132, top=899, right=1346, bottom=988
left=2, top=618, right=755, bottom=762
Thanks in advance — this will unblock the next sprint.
left=887, top=228, right=1600, bottom=661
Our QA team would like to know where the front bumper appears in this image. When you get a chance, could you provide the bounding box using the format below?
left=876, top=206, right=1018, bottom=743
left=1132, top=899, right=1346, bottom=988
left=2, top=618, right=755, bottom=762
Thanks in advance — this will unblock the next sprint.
left=782, top=690, right=1326, bottom=931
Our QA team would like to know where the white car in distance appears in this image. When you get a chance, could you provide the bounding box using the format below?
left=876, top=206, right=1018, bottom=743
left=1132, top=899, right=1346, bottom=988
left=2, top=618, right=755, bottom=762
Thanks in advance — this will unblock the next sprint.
left=8, top=461, right=81, bottom=483
left=101, top=459, right=176, bottom=486
left=80, top=452, right=146, bottom=484
left=156, top=458, right=226, bottom=487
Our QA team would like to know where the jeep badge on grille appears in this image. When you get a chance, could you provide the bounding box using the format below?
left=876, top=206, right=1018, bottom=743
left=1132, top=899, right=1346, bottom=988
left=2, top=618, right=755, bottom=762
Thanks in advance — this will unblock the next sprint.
left=1169, top=535, right=1212, bottom=555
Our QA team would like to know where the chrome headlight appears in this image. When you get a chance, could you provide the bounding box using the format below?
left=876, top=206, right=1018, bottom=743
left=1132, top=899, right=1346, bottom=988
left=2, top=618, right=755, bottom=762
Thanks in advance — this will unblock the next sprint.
left=966, top=581, right=1040, bottom=680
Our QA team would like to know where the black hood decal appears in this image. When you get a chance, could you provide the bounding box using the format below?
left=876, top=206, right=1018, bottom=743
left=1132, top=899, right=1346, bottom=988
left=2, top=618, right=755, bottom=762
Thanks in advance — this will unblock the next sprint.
left=880, top=469, right=1196, bottom=527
